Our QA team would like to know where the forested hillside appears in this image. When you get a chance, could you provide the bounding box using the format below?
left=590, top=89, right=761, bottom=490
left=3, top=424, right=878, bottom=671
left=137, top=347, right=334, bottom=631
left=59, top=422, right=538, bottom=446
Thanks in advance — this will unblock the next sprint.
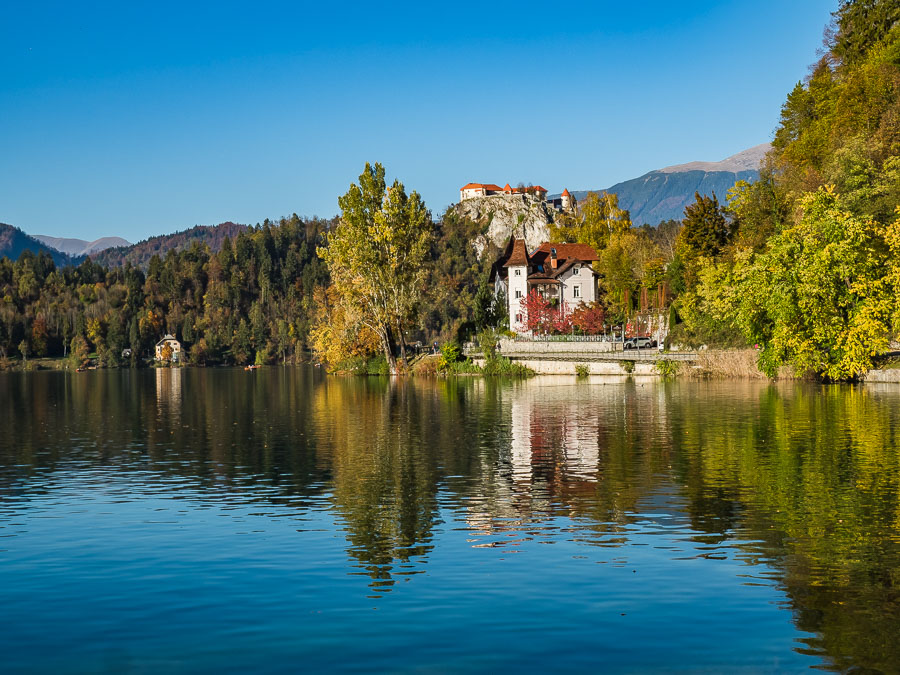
left=0, top=204, right=492, bottom=368
left=670, top=0, right=900, bottom=379
left=88, top=222, right=249, bottom=268
left=0, top=216, right=331, bottom=365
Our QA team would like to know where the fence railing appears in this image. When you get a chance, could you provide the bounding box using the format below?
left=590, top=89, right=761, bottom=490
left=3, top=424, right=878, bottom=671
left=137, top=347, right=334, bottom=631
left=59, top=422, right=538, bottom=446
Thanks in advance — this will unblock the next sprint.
left=512, top=334, right=622, bottom=343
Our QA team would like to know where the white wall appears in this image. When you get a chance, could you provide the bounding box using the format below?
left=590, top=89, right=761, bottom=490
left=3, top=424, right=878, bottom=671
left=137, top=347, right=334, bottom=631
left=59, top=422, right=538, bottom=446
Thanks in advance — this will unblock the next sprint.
left=557, top=264, right=596, bottom=310
left=507, top=264, right=529, bottom=331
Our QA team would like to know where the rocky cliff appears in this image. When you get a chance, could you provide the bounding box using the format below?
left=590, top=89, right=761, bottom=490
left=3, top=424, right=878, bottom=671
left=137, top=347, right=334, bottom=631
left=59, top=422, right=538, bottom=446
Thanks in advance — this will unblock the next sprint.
left=454, top=193, right=558, bottom=254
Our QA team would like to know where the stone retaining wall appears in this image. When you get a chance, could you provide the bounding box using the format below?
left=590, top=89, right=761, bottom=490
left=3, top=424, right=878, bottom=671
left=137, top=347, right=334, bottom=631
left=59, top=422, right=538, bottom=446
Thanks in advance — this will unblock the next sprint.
left=473, top=357, right=657, bottom=376
left=498, top=338, right=620, bottom=355
left=864, top=369, right=900, bottom=383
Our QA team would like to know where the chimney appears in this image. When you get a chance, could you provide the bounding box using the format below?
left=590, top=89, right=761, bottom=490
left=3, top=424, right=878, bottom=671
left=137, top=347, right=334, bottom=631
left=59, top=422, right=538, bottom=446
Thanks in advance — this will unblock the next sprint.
left=550, top=247, right=557, bottom=270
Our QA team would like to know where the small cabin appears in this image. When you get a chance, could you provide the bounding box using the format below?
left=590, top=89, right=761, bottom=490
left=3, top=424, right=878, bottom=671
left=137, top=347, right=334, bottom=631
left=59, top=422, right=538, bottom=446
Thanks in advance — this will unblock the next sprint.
left=155, top=334, right=182, bottom=362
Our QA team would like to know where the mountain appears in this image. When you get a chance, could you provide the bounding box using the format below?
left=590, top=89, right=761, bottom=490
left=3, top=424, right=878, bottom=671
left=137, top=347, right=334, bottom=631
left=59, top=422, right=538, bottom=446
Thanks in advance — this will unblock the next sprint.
left=0, top=223, right=74, bottom=266
left=88, top=222, right=249, bottom=268
left=32, top=235, right=131, bottom=257
left=560, top=143, right=771, bottom=226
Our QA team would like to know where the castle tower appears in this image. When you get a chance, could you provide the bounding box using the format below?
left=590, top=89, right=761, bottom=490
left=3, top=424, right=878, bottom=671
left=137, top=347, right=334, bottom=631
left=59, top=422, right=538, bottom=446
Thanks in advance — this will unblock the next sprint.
left=561, top=188, right=575, bottom=212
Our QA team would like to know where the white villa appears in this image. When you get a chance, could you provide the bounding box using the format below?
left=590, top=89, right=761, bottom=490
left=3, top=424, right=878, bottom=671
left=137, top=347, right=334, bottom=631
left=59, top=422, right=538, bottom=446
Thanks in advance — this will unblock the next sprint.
left=155, top=334, right=182, bottom=362
left=490, top=237, right=600, bottom=333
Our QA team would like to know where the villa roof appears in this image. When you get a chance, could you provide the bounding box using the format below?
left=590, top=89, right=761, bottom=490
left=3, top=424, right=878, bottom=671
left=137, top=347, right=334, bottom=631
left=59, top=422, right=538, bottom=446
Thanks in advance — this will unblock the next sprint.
left=156, top=334, right=179, bottom=346
left=502, top=238, right=530, bottom=267
left=531, top=242, right=599, bottom=264
left=460, top=182, right=504, bottom=191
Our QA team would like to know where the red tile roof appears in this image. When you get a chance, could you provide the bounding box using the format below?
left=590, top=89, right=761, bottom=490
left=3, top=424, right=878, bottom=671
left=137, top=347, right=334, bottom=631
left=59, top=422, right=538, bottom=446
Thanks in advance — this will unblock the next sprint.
left=562, top=188, right=570, bottom=196
left=532, top=242, right=599, bottom=263
left=504, top=185, right=547, bottom=193
left=460, top=182, right=548, bottom=194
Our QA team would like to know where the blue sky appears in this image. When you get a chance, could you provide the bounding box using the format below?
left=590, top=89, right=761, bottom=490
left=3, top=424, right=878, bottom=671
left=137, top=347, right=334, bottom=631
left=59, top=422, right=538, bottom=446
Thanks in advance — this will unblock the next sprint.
left=1, top=0, right=835, bottom=242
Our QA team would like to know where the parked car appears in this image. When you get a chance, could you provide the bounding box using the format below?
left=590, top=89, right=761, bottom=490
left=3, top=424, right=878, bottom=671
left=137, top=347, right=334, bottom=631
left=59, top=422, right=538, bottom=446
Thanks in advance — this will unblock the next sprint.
left=624, top=336, right=657, bottom=350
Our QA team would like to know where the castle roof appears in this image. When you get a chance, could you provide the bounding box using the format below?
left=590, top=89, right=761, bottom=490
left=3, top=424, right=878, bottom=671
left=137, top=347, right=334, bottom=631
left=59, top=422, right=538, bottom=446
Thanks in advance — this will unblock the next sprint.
left=562, top=188, right=570, bottom=196
left=460, top=182, right=504, bottom=191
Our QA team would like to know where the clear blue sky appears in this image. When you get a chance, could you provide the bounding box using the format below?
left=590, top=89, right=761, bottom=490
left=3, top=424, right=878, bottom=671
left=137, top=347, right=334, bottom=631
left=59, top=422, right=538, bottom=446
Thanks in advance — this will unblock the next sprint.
left=1, top=0, right=836, bottom=242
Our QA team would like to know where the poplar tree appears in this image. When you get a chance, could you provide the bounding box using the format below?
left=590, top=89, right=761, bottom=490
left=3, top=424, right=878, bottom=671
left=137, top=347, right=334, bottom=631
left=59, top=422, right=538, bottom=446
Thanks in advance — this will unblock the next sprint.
left=318, top=163, right=431, bottom=374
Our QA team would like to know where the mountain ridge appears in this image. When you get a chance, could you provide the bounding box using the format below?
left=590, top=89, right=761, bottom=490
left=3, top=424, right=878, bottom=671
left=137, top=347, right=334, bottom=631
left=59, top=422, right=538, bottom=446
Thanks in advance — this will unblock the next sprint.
left=0, top=223, right=75, bottom=266
left=556, top=143, right=771, bottom=226
left=33, top=234, right=131, bottom=257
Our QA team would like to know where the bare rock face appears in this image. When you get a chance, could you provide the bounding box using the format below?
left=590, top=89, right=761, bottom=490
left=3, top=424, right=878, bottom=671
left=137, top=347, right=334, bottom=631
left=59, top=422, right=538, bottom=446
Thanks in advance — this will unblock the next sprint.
left=454, top=194, right=557, bottom=255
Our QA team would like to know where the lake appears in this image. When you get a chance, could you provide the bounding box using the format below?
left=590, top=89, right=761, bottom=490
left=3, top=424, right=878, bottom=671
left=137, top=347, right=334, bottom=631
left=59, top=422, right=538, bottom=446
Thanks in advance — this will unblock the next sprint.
left=1, top=368, right=899, bottom=672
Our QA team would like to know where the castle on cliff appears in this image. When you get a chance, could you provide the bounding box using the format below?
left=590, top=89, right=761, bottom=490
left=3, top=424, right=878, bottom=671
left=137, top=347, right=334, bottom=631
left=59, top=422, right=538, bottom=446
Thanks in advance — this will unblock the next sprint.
left=459, top=183, right=576, bottom=212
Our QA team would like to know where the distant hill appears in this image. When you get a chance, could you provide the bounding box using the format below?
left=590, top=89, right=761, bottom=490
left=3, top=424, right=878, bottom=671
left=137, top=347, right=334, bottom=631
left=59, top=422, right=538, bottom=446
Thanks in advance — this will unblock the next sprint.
left=33, top=234, right=131, bottom=257
left=88, top=222, right=249, bottom=268
left=556, top=143, right=771, bottom=226
left=0, top=223, right=74, bottom=266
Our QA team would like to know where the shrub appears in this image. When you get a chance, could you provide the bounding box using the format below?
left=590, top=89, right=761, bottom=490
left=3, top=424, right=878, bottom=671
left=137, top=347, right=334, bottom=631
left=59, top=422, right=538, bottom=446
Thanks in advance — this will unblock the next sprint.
left=654, top=359, right=679, bottom=377
left=481, top=355, right=534, bottom=377
left=438, top=341, right=461, bottom=371
left=575, top=363, right=590, bottom=378
left=622, top=360, right=635, bottom=374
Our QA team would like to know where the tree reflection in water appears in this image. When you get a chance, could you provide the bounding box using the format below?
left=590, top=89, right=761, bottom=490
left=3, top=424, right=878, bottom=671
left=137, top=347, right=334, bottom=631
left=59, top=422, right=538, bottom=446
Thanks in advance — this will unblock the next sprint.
left=0, top=369, right=899, bottom=669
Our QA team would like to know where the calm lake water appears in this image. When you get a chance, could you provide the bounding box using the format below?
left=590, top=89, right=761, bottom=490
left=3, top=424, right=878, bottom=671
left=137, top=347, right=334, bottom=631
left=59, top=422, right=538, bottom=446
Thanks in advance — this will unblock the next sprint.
left=1, top=368, right=899, bottom=673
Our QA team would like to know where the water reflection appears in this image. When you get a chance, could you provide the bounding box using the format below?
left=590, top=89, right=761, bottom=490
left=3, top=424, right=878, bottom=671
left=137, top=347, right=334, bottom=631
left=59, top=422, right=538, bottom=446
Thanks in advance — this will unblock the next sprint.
left=155, top=367, right=183, bottom=419
left=1, top=369, right=899, bottom=671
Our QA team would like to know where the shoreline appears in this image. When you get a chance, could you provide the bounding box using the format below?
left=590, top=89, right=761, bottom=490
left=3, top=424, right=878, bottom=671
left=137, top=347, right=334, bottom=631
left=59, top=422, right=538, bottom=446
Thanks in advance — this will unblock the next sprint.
left=3, top=353, right=900, bottom=384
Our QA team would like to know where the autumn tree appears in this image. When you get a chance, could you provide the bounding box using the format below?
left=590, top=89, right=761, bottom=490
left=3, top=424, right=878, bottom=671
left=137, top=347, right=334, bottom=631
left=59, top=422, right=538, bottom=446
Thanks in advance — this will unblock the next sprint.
left=571, top=302, right=606, bottom=335
left=736, top=187, right=895, bottom=380
left=549, top=191, right=632, bottom=251
left=317, top=163, right=431, bottom=374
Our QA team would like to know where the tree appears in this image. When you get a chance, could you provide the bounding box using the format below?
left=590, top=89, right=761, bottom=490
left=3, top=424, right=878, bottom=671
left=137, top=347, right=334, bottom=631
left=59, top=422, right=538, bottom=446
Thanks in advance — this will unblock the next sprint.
left=519, top=290, right=572, bottom=335
left=571, top=302, right=606, bottom=335
left=31, top=316, right=48, bottom=357
left=676, top=192, right=732, bottom=288
left=309, top=286, right=380, bottom=370
left=473, top=276, right=500, bottom=330
left=318, top=163, right=431, bottom=374
left=18, top=339, right=28, bottom=362
left=549, top=191, right=632, bottom=251
left=736, top=187, right=895, bottom=380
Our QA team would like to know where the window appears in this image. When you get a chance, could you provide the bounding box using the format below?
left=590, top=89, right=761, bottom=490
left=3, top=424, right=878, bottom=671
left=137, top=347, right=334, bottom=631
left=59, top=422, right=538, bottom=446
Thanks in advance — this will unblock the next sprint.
left=515, top=290, right=523, bottom=299
left=573, top=285, right=581, bottom=298
left=514, top=269, right=522, bottom=276
left=573, top=265, right=580, bottom=275
left=516, top=313, right=523, bottom=323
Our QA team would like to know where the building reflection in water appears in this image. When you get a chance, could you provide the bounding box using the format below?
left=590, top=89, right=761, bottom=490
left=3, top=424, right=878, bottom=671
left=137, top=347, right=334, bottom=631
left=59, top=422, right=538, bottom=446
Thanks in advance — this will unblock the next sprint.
left=155, top=367, right=183, bottom=420
left=467, top=376, right=672, bottom=545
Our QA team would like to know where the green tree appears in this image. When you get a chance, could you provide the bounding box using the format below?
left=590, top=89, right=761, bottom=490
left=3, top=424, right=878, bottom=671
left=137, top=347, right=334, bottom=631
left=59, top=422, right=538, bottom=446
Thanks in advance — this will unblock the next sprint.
left=318, top=163, right=431, bottom=374
left=549, top=191, right=632, bottom=251
left=676, top=192, right=732, bottom=288
left=737, top=187, right=895, bottom=380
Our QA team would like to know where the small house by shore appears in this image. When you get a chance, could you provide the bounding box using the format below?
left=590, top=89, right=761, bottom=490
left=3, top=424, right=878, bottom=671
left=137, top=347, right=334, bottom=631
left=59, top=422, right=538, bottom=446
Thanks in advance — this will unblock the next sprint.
left=155, top=334, right=182, bottom=362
